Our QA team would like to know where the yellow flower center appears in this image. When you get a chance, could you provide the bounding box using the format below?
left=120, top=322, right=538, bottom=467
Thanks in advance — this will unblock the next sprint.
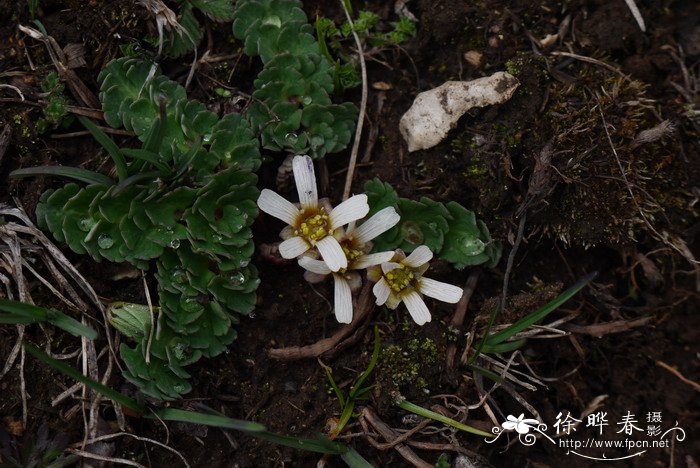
left=295, top=208, right=331, bottom=243
left=342, top=244, right=364, bottom=263
left=384, top=265, right=414, bottom=293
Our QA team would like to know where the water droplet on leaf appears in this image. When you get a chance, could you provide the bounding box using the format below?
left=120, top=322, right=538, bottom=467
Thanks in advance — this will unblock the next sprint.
left=302, top=96, right=312, bottom=105
left=462, top=238, right=486, bottom=255
left=401, top=221, right=424, bottom=245
left=229, top=271, right=246, bottom=286
left=285, top=132, right=298, bottom=143
left=97, top=234, right=114, bottom=249
left=169, top=239, right=181, bottom=249
left=172, top=268, right=187, bottom=283
left=78, top=218, right=96, bottom=232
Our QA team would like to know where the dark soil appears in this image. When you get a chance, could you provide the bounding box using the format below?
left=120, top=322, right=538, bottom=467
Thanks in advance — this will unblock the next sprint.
left=1, top=0, right=698, bottom=467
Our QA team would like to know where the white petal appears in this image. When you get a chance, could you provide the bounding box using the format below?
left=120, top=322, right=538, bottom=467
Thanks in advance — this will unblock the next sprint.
left=351, top=251, right=396, bottom=270
left=329, top=194, right=369, bottom=230
left=381, top=262, right=401, bottom=274
left=292, top=155, right=318, bottom=210
left=257, top=189, right=300, bottom=225
left=373, top=278, right=391, bottom=305
left=298, top=256, right=332, bottom=275
left=502, top=422, right=518, bottom=430
left=278, top=236, right=310, bottom=259
left=402, top=291, right=431, bottom=325
left=403, top=245, right=433, bottom=268
left=515, top=424, right=530, bottom=435
left=352, top=207, right=401, bottom=244
left=419, top=277, right=463, bottom=303
left=316, top=236, right=347, bottom=272
left=333, top=275, right=353, bottom=323
left=303, top=271, right=327, bottom=284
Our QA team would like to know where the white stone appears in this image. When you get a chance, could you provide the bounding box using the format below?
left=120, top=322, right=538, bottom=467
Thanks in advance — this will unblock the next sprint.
left=399, top=72, right=520, bottom=152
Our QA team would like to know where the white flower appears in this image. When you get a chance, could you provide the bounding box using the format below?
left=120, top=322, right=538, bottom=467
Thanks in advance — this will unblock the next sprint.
left=298, top=207, right=401, bottom=323
left=257, top=155, right=369, bottom=272
left=502, top=414, right=540, bottom=434
left=368, top=245, right=463, bottom=325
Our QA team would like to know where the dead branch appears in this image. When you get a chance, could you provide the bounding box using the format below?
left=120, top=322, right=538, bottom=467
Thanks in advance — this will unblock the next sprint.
left=446, top=271, right=480, bottom=369
left=563, top=316, right=653, bottom=337
left=360, top=407, right=432, bottom=468
left=268, top=282, right=375, bottom=361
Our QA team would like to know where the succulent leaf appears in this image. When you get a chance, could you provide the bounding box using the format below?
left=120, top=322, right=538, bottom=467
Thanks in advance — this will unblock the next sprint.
left=35, top=57, right=262, bottom=400
left=364, top=178, right=502, bottom=268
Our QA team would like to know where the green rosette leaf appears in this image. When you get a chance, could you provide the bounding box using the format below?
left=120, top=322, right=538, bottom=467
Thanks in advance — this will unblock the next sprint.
left=364, top=179, right=502, bottom=268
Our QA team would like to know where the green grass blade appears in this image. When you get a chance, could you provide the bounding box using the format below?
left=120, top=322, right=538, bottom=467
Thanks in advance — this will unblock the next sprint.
left=24, top=343, right=144, bottom=413
left=398, top=400, right=494, bottom=438
left=0, top=299, right=97, bottom=339
left=484, top=272, right=597, bottom=347
left=341, top=448, right=373, bottom=468
left=0, top=315, right=35, bottom=324
left=172, top=139, right=202, bottom=181
left=315, top=16, right=334, bottom=64
left=322, top=364, right=346, bottom=409
left=350, top=325, right=380, bottom=398
left=251, top=432, right=346, bottom=454
left=142, top=106, right=167, bottom=154
left=191, top=405, right=348, bottom=455
left=78, top=116, right=128, bottom=182
left=468, top=304, right=498, bottom=365
left=468, top=363, right=504, bottom=383
left=151, top=408, right=265, bottom=432
left=10, top=166, right=114, bottom=186
left=479, top=338, right=527, bottom=354
left=334, top=400, right=355, bottom=436
left=112, top=171, right=161, bottom=196
left=121, top=149, right=170, bottom=175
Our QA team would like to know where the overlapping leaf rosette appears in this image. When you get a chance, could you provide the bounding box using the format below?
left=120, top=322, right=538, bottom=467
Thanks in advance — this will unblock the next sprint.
left=364, top=179, right=502, bottom=269
left=232, top=0, right=358, bottom=158
left=30, top=58, right=262, bottom=400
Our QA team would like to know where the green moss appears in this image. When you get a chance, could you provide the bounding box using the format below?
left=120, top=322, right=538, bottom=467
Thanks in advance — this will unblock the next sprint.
left=533, top=66, right=690, bottom=245
left=378, top=337, right=439, bottom=394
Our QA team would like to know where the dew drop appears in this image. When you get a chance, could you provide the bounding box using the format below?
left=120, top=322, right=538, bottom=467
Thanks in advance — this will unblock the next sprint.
left=229, top=271, right=246, bottom=286
left=173, top=384, right=185, bottom=393
left=262, top=15, right=281, bottom=28
left=302, top=95, right=312, bottom=105
left=78, top=218, right=96, bottom=232
left=238, top=259, right=250, bottom=268
left=172, top=268, right=187, bottom=283
left=213, top=234, right=224, bottom=242
left=285, top=132, right=298, bottom=143
left=182, top=297, right=199, bottom=312
left=97, top=234, right=114, bottom=249
left=173, top=343, right=187, bottom=360
left=169, top=239, right=181, bottom=249
left=462, top=238, right=486, bottom=256
left=202, top=134, right=212, bottom=143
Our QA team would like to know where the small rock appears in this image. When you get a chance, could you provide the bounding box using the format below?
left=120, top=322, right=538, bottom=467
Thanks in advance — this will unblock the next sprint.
left=463, top=50, right=483, bottom=67
left=399, top=72, right=520, bottom=152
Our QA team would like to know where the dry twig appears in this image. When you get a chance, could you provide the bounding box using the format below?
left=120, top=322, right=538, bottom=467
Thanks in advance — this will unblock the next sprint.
left=656, top=360, right=700, bottom=392
left=360, top=407, right=432, bottom=468
left=339, top=0, right=368, bottom=201
left=268, top=282, right=375, bottom=360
